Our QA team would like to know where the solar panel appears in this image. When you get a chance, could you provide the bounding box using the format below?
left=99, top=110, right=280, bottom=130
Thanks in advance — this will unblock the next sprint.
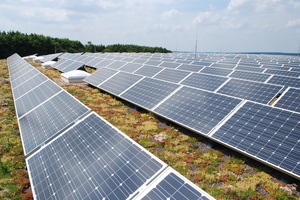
left=137, top=169, right=214, bottom=200
left=181, top=73, right=228, bottom=92
left=118, top=62, right=142, bottom=73
left=211, top=63, right=235, bottom=69
left=14, top=80, right=62, bottom=117
left=153, top=68, right=190, bottom=83
left=274, top=87, right=300, bottom=113
left=212, top=101, right=300, bottom=178
left=40, top=53, right=62, bottom=63
left=120, top=78, right=180, bottom=109
left=53, top=59, right=74, bottom=71
left=83, top=68, right=118, bottom=87
left=19, top=91, right=90, bottom=155
left=26, top=113, right=166, bottom=200
left=200, top=67, right=233, bottom=76
left=94, top=59, right=115, bottom=68
left=264, top=69, right=300, bottom=78
left=159, top=61, right=181, bottom=69
left=235, top=65, right=265, bottom=73
left=99, top=72, right=143, bottom=95
left=85, top=57, right=103, bottom=67
left=267, top=75, right=300, bottom=88
left=12, top=73, right=48, bottom=99
left=217, top=79, right=283, bottom=104
left=60, top=61, right=85, bottom=72
left=10, top=68, right=41, bottom=88
left=106, top=60, right=127, bottom=70
left=177, top=64, right=204, bottom=72
left=229, top=70, right=271, bottom=82
left=154, top=86, right=242, bottom=135
left=191, top=61, right=212, bottom=66
left=132, top=58, right=147, bottom=64
left=134, top=65, right=163, bottom=77
left=144, top=60, right=162, bottom=66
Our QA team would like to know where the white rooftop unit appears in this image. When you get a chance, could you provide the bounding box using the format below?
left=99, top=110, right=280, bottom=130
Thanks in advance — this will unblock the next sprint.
left=61, top=70, right=90, bottom=83
left=42, top=61, right=56, bottom=69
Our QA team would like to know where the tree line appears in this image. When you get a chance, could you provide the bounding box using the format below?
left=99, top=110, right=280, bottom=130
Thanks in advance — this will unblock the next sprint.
left=0, top=31, right=171, bottom=59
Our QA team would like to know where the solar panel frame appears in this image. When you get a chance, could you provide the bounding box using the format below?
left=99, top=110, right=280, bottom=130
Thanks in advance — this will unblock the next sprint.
left=229, top=70, right=271, bottom=82
left=99, top=72, right=143, bottom=95
left=14, top=80, right=63, bottom=117
left=120, top=77, right=180, bottom=110
left=19, top=91, right=90, bottom=155
left=217, top=79, right=283, bottom=104
left=154, top=86, right=243, bottom=135
left=211, top=101, right=300, bottom=179
left=118, top=62, right=143, bottom=73
left=83, top=68, right=118, bottom=87
left=134, top=65, right=164, bottom=77
left=136, top=168, right=215, bottom=200
left=200, top=67, right=233, bottom=76
left=273, top=87, right=300, bottom=113
left=26, top=112, right=167, bottom=200
left=264, top=69, right=300, bottom=78
left=180, top=73, right=228, bottom=92
left=267, top=75, right=300, bottom=88
left=153, top=68, right=191, bottom=83
left=177, top=64, right=204, bottom=72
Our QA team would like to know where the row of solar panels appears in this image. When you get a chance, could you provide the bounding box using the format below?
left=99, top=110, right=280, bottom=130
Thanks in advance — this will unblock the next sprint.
left=8, top=53, right=214, bottom=200
left=75, top=54, right=300, bottom=180
left=49, top=52, right=300, bottom=93
left=59, top=51, right=300, bottom=70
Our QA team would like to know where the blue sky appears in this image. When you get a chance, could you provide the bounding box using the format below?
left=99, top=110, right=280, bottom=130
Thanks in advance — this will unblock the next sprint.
left=1, top=0, right=300, bottom=52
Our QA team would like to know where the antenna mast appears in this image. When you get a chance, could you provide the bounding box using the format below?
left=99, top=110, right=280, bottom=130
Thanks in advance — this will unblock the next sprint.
left=195, top=22, right=198, bottom=58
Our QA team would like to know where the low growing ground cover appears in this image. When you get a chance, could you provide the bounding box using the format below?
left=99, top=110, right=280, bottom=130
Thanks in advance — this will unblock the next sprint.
left=1, top=59, right=299, bottom=199
left=0, top=60, right=32, bottom=199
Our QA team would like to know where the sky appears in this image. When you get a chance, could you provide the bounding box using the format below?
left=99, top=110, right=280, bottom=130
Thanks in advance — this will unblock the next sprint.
left=1, top=0, right=300, bottom=53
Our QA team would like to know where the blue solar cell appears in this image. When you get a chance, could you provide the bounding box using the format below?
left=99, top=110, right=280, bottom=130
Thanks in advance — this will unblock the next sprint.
left=181, top=73, right=228, bottom=91
left=217, top=79, right=283, bottom=104
left=212, top=101, right=300, bottom=178
left=154, top=87, right=242, bottom=134
left=159, top=62, right=181, bottom=68
left=235, top=65, right=265, bottom=73
left=229, top=70, right=271, bottom=82
left=275, top=88, right=300, bottom=113
left=201, top=67, right=233, bottom=76
left=134, top=65, right=163, bottom=77
left=153, top=68, right=190, bottom=83
left=83, top=68, right=118, bottom=87
left=14, top=80, right=62, bottom=117
left=12, top=73, right=48, bottom=99
left=119, top=63, right=142, bottom=73
left=10, top=68, right=40, bottom=88
left=264, top=69, right=300, bottom=78
left=140, top=170, right=214, bottom=200
left=19, top=91, right=90, bottom=155
left=60, top=61, right=85, bottom=72
left=99, top=72, right=143, bottom=95
left=106, top=61, right=127, bottom=69
left=121, top=78, right=180, bottom=109
left=27, top=113, right=165, bottom=200
left=177, top=64, right=203, bottom=72
left=267, top=75, right=300, bottom=88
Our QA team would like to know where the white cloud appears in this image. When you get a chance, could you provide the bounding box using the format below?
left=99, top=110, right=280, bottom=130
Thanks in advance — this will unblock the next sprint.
left=195, top=11, right=221, bottom=25
left=287, top=19, right=300, bottom=28
left=161, top=9, right=179, bottom=18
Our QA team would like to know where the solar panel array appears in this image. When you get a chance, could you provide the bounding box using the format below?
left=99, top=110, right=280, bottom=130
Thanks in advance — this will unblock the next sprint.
left=7, top=53, right=214, bottom=200
left=82, top=52, right=300, bottom=180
